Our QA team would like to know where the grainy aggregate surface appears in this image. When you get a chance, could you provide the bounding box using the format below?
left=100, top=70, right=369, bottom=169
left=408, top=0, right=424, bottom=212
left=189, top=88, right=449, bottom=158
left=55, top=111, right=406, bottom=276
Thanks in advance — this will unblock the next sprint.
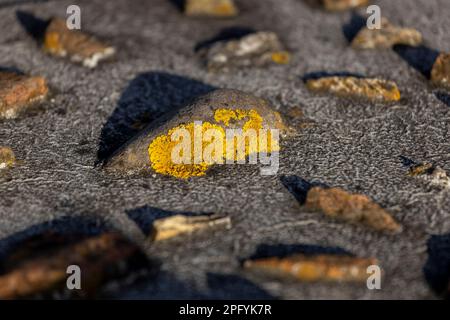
left=0, top=0, right=449, bottom=299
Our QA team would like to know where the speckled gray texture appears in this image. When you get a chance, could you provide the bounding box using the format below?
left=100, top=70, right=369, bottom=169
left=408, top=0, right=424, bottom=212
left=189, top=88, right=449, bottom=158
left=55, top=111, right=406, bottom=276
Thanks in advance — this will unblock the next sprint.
left=0, top=0, right=449, bottom=299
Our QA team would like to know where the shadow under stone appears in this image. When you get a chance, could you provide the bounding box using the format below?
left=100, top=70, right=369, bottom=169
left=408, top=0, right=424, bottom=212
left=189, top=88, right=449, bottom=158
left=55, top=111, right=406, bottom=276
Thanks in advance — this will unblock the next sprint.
left=0, top=66, right=24, bottom=75
left=398, top=155, right=417, bottom=168
left=436, top=91, right=450, bottom=107
left=342, top=12, right=366, bottom=43
left=0, top=216, right=157, bottom=299
left=423, top=233, right=450, bottom=298
left=97, top=71, right=216, bottom=163
left=246, top=243, right=352, bottom=261
left=280, top=175, right=328, bottom=205
left=194, top=26, right=257, bottom=52
left=0, top=215, right=105, bottom=262
left=301, top=71, right=365, bottom=82
left=206, top=273, right=276, bottom=299
left=393, top=45, right=440, bottom=79
left=16, top=10, right=50, bottom=44
left=168, top=0, right=184, bottom=12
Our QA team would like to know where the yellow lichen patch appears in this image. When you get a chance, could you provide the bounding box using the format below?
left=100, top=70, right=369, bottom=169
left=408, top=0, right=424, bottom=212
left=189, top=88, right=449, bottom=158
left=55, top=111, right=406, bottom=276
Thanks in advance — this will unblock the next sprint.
left=148, top=122, right=224, bottom=179
left=271, top=51, right=291, bottom=64
left=213, top=108, right=264, bottom=130
left=148, top=108, right=279, bottom=179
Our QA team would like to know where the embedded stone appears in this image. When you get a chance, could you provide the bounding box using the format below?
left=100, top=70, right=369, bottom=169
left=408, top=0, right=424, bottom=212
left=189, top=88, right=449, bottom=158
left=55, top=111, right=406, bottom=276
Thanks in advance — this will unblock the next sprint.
left=200, top=32, right=290, bottom=72
left=310, top=0, right=368, bottom=11
left=151, top=214, right=231, bottom=241
left=185, top=0, right=238, bottom=17
left=306, top=76, right=401, bottom=102
left=352, top=18, right=422, bottom=49
left=43, top=18, right=115, bottom=68
left=244, top=254, right=378, bottom=282
left=0, top=147, right=16, bottom=169
left=431, top=53, right=450, bottom=90
left=0, top=232, right=150, bottom=299
left=305, top=187, right=402, bottom=233
left=0, top=71, right=49, bottom=119
left=408, top=162, right=450, bottom=189
left=104, top=89, right=287, bottom=178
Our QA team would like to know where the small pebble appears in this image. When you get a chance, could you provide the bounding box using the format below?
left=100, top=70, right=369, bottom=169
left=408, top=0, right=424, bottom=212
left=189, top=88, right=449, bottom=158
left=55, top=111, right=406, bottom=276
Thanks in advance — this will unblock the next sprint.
left=200, top=31, right=290, bottom=72
left=306, top=76, right=401, bottom=102
left=352, top=18, right=422, bottom=49
left=431, top=53, right=450, bottom=90
left=43, top=18, right=115, bottom=68
left=150, top=214, right=231, bottom=241
left=0, top=71, right=49, bottom=119
left=305, top=186, right=402, bottom=233
left=184, top=0, right=238, bottom=17
left=244, top=254, right=378, bottom=282
left=0, top=147, right=15, bottom=169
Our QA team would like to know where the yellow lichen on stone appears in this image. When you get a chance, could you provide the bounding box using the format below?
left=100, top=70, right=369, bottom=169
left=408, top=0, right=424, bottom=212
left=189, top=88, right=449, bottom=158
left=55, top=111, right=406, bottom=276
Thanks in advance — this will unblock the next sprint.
left=148, top=108, right=279, bottom=179
left=148, top=122, right=224, bottom=179
left=271, top=51, right=291, bottom=64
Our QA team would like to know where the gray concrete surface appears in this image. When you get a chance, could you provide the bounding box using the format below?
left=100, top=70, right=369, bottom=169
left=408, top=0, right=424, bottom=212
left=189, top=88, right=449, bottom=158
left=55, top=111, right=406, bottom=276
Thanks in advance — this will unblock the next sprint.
left=0, top=0, right=449, bottom=299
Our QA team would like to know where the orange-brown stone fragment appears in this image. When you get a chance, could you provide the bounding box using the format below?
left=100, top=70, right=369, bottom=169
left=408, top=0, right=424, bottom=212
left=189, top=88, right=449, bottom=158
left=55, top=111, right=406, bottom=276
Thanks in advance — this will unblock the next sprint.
left=43, top=18, right=115, bottom=68
left=0, top=233, right=149, bottom=299
left=151, top=214, right=231, bottom=241
left=431, top=53, right=450, bottom=90
left=0, top=147, right=16, bottom=169
left=0, top=71, right=48, bottom=119
left=311, top=0, right=368, bottom=11
left=306, top=76, right=401, bottom=102
left=185, top=0, right=238, bottom=17
left=352, top=19, right=422, bottom=49
left=244, top=254, right=378, bottom=282
left=408, top=162, right=450, bottom=189
left=305, top=187, right=402, bottom=233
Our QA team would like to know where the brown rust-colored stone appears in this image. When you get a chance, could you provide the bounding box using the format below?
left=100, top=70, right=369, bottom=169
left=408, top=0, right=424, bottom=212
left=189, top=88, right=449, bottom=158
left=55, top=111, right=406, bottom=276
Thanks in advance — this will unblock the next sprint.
left=305, top=187, right=402, bottom=233
left=431, top=53, right=450, bottom=90
left=43, top=18, right=115, bottom=68
left=0, top=147, right=16, bottom=169
left=185, top=0, right=238, bottom=17
left=0, top=233, right=149, bottom=299
left=151, top=214, right=231, bottom=241
left=0, top=71, right=49, bottom=119
left=352, top=18, right=422, bottom=49
left=201, top=31, right=290, bottom=72
left=306, top=76, right=401, bottom=102
left=244, top=254, right=378, bottom=282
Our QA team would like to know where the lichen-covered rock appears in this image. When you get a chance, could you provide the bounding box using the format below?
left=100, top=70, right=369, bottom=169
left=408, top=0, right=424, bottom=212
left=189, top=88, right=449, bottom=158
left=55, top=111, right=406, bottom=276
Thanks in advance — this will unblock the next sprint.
left=408, top=162, right=450, bottom=189
left=431, top=53, right=450, bottom=90
left=0, top=233, right=150, bottom=299
left=305, top=187, right=402, bottom=233
left=200, top=32, right=290, bottom=72
left=151, top=214, right=231, bottom=241
left=104, top=89, right=287, bottom=178
left=0, top=147, right=16, bottom=169
left=352, top=18, right=422, bottom=49
left=43, top=18, right=115, bottom=68
left=308, top=0, right=368, bottom=11
left=244, top=254, right=378, bottom=282
left=0, top=71, right=49, bottom=119
left=306, top=76, right=401, bottom=102
left=185, top=0, right=238, bottom=17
